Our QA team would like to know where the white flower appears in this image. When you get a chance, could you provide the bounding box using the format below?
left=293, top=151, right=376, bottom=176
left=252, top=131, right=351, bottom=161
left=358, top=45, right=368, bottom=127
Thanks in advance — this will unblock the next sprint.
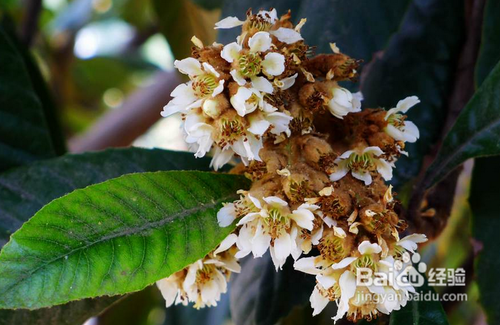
left=385, top=96, right=420, bottom=143
left=214, top=9, right=278, bottom=30
left=329, top=146, right=393, bottom=185
left=161, top=58, right=224, bottom=117
left=221, top=32, right=286, bottom=85
left=270, top=27, right=303, bottom=44
left=327, top=88, right=362, bottom=119
left=397, top=233, right=427, bottom=252
left=183, top=110, right=214, bottom=158
left=235, top=196, right=317, bottom=269
left=214, top=16, right=245, bottom=29
left=156, top=234, right=240, bottom=309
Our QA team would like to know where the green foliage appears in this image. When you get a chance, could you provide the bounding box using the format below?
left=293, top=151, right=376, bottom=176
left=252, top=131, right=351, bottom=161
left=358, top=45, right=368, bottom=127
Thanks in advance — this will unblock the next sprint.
left=0, top=24, right=57, bottom=171
left=230, top=255, right=315, bottom=325
left=470, top=156, right=500, bottom=325
left=475, top=0, right=500, bottom=87
left=362, top=0, right=465, bottom=189
left=0, top=148, right=215, bottom=248
left=423, top=61, right=500, bottom=188
left=389, top=282, right=449, bottom=325
left=0, top=296, right=120, bottom=325
left=0, top=171, right=249, bottom=309
left=153, top=0, right=218, bottom=59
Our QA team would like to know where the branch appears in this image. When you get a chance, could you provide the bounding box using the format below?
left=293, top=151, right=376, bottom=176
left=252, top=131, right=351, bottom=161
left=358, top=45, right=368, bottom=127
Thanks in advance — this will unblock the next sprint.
left=68, top=71, right=182, bottom=153
left=20, top=0, right=43, bottom=47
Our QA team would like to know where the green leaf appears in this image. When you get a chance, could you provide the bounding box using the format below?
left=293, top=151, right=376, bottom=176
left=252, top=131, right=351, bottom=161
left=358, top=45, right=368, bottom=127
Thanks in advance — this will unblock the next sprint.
left=389, top=282, right=449, bottom=325
left=153, top=0, right=218, bottom=59
left=230, top=254, right=315, bottom=325
left=0, top=171, right=249, bottom=309
left=0, top=16, right=66, bottom=156
left=470, top=156, right=500, bottom=324
left=0, top=24, right=57, bottom=171
left=422, top=61, right=500, bottom=188
left=0, top=147, right=215, bottom=248
left=361, top=0, right=465, bottom=189
left=0, top=148, right=214, bottom=324
left=475, top=0, right=500, bottom=87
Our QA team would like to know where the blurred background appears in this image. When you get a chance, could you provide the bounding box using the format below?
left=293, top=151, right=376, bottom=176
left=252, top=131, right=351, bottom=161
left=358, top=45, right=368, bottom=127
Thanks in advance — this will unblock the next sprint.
left=0, top=0, right=489, bottom=324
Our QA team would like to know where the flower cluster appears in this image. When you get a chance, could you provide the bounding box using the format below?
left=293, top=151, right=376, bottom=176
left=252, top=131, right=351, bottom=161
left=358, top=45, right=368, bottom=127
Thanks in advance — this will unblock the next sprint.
left=159, top=8, right=425, bottom=323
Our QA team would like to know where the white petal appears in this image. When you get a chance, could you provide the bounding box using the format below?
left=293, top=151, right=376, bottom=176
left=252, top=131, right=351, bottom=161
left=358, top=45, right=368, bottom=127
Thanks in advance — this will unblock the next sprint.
left=214, top=16, right=244, bottom=29
left=352, top=170, right=372, bottom=186
left=221, top=42, right=242, bottom=63
left=310, top=286, right=330, bottom=316
left=263, top=196, right=288, bottom=206
left=362, top=146, right=384, bottom=156
left=375, top=159, right=393, bottom=182
left=333, top=271, right=356, bottom=322
left=210, top=147, right=234, bottom=171
left=329, top=165, right=349, bottom=182
left=174, top=57, right=203, bottom=76
left=277, top=73, right=298, bottom=90
left=248, top=116, right=271, bottom=136
left=217, top=203, right=237, bottom=227
left=214, top=233, right=238, bottom=254
left=396, top=96, right=420, bottom=114
left=202, top=62, right=220, bottom=78
left=262, top=53, right=285, bottom=76
left=156, top=278, right=179, bottom=307
left=265, top=111, right=293, bottom=136
left=290, top=208, right=315, bottom=230
left=212, top=80, right=225, bottom=97
left=251, top=76, right=274, bottom=93
left=257, top=9, right=277, bottom=23
left=270, top=27, right=303, bottom=44
left=385, top=124, right=406, bottom=142
left=237, top=212, right=260, bottom=226
left=403, top=121, right=420, bottom=142
left=294, top=256, right=321, bottom=275
left=230, top=69, right=247, bottom=86
left=248, top=31, right=272, bottom=53
left=317, top=274, right=337, bottom=290
left=398, top=233, right=427, bottom=252
left=358, top=241, right=382, bottom=255
left=272, top=233, right=292, bottom=268
left=161, top=102, right=183, bottom=117
left=251, top=231, right=271, bottom=257
left=331, top=257, right=357, bottom=269
left=230, top=87, right=254, bottom=116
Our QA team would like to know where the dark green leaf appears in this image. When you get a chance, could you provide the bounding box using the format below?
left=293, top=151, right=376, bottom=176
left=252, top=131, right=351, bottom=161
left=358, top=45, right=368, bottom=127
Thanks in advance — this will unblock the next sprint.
left=0, top=148, right=213, bottom=324
left=422, top=61, right=500, bottom=188
left=1, top=16, right=66, bottom=156
left=475, top=0, right=500, bottom=87
left=0, top=296, right=120, bottom=325
left=361, top=0, right=465, bottom=189
left=470, top=156, right=500, bottom=324
left=230, top=254, right=315, bottom=325
left=0, top=24, right=57, bottom=171
left=0, top=147, right=214, bottom=248
left=153, top=0, right=218, bottom=59
left=0, top=171, right=249, bottom=309
left=389, top=282, right=449, bottom=325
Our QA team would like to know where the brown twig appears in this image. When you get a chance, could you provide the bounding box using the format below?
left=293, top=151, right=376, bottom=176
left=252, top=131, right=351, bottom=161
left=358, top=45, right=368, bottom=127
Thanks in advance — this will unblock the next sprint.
left=20, top=0, right=43, bottom=47
left=68, top=71, right=182, bottom=153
